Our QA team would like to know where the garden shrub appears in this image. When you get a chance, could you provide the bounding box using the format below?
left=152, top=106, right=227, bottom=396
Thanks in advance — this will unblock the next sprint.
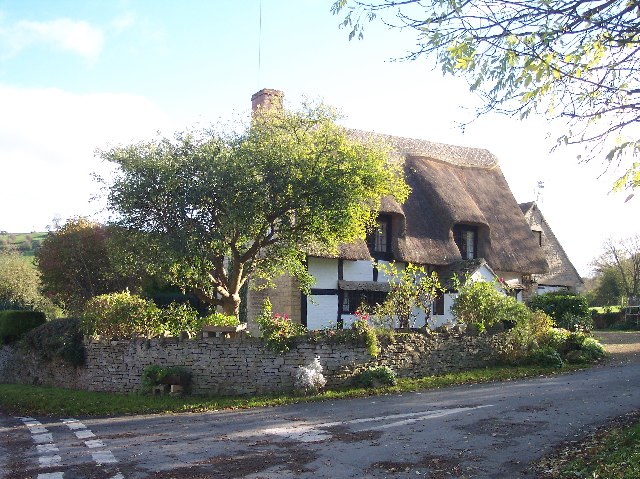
left=83, top=292, right=211, bottom=339
left=541, top=327, right=571, bottom=352
left=158, top=302, right=207, bottom=337
left=294, top=357, right=327, bottom=393
left=352, top=310, right=380, bottom=357
left=81, top=291, right=162, bottom=338
left=526, top=292, right=590, bottom=330
left=452, top=279, right=531, bottom=333
left=556, top=312, right=594, bottom=332
left=203, top=311, right=240, bottom=327
left=526, top=346, right=564, bottom=368
left=0, top=310, right=46, bottom=344
left=496, top=310, right=553, bottom=364
left=354, top=366, right=397, bottom=388
left=256, top=298, right=306, bottom=353
left=21, top=317, right=86, bottom=366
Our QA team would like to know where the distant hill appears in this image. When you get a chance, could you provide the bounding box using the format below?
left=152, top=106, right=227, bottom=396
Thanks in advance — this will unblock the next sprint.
left=0, top=232, right=48, bottom=258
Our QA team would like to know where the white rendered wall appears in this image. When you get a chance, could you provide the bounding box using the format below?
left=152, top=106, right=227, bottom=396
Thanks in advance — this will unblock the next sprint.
left=343, top=260, right=373, bottom=281
left=306, top=295, right=338, bottom=330
left=308, top=257, right=338, bottom=289
left=377, top=260, right=405, bottom=282
left=538, top=285, right=568, bottom=294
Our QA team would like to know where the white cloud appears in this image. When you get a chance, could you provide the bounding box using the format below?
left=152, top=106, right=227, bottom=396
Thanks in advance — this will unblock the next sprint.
left=0, top=18, right=104, bottom=61
left=0, top=85, right=173, bottom=232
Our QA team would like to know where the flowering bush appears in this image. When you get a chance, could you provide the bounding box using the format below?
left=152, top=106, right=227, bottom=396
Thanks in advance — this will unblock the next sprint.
left=352, top=309, right=380, bottom=357
left=256, top=298, right=306, bottom=353
left=294, top=356, right=327, bottom=393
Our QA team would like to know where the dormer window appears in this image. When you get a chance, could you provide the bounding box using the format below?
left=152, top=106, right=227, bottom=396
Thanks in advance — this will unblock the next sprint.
left=367, top=214, right=391, bottom=259
left=533, top=230, right=542, bottom=246
left=453, top=224, right=478, bottom=260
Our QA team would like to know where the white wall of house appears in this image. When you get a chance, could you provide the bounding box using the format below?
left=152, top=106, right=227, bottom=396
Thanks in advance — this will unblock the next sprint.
left=306, top=295, right=339, bottom=330
left=377, top=260, right=405, bottom=282
left=343, top=260, right=373, bottom=281
left=537, top=284, right=569, bottom=294
left=308, top=257, right=338, bottom=288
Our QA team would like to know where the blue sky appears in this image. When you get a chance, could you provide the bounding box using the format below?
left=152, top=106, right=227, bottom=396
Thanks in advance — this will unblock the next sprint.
left=0, top=0, right=637, bottom=276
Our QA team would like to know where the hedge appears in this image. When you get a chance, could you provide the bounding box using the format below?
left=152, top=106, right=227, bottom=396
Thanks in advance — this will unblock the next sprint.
left=0, top=310, right=46, bottom=344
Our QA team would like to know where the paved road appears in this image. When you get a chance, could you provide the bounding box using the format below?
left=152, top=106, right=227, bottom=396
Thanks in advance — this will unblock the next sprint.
left=2, top=335, right=639, bottom=479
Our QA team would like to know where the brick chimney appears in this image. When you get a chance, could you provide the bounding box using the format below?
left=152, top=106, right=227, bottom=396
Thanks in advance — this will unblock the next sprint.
left=251, top=88, right=284, bottom=113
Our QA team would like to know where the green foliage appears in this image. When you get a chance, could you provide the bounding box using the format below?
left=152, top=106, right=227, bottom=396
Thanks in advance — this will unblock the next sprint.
left=556, top=312, right=594, bottom=332
left=255, top=299, right=306, bottom=353
left=21, top=318, right=86, bottom=366
left=141, top=365, right=192, bottom=394
left=159, top=302, right=208, bottom=337
left=527, top=292, right=590, bottom=330
left=526, top=346, right=564, bottom=368
left=81, top=291, right=162, bottom=338
left=35, top=218, right=141, bottom=315
left=496, top=310, right=553, bottom=365
left=0, top=310, right=46, bottom=344
left=203, top=311, right=240, bottom=327
left=81, top=291, right=208, bottom=339
left=351, top=310, right=380, bottom=357
left=452, top=279, right=530, bottom=333
left=99, top=102, right=409, bottom=317
left=354, top=366, right=397, bottom=388
left=332, top=0, right=640, bottom=191
left=541, top=327, right=571, bottom=351
left=372, top=262, right=443, bottom=329
left=0, top=251, right=56, bottom=316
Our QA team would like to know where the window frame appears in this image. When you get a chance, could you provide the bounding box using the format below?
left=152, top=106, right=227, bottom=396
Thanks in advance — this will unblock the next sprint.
left=367, top=214, right=392, bottom=260
left=342, top=290, right=388, bottom=315
left=453, top=224, right=479, bottom=260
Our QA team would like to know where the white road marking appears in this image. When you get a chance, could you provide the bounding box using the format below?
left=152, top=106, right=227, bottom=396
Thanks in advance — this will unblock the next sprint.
left=37, top=473, right=64, bottom=479
left=62, top=418, right=86, bottom=430
left=85, top=439, right=105, bottom=448
left=32, top=433, right=54, bottom=444
left=74, top=429, right=96, bottom=439
left=38, top=454, right=62, bottom=467
left=61, top=418, right=123, bottom=475
left=262, top=405, right=493, bottom=443
left=92, top=450, right=117, bottom=464
left=36, top=444, right=59, bottom=454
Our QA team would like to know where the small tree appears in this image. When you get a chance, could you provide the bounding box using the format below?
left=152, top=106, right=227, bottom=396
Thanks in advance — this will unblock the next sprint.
left=99, top=102, right=409, bottom=317
left=36, top=217, right=142, bottom=314
left=373, top=262, right=443, bottom=329
left=0, top=251, right=55, bottom=315
left=452, top=279, right=530, bottom=333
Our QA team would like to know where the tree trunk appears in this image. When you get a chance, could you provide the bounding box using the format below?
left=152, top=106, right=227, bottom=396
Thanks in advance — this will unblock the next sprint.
left=220, top=293, right=241, bottom=318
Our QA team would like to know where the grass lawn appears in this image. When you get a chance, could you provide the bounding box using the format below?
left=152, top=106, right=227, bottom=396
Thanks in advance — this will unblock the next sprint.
left=590, top=305, right=622, bottom=314
left=0, top=364, right=585, bottom=417
left=536, top=411, right=640, bottom=478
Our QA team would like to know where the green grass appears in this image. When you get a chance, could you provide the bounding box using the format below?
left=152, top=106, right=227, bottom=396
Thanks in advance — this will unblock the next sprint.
left=0, top=364, right=584, bottom=417
left=555, top=420, right=640, bottom=478
left=0, top=232, right=47, bottom=258
left=590, top=305, right=622, bottom=313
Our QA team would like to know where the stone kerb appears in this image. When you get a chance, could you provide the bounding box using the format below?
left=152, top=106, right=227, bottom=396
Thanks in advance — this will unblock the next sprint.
left=0, top=331, right=501, bottom=396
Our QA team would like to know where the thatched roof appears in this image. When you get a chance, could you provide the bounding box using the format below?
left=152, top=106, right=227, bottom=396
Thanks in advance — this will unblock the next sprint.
left=520, top=202, right=583, bottom=287
left=311, top=131, right=548, bottom=275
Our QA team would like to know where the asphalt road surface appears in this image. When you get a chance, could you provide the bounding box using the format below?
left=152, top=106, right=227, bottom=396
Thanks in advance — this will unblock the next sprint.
left=2, top=332, right=639, bottom=479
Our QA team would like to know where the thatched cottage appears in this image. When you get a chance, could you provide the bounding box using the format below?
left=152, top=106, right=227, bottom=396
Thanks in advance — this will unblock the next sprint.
left=246, top=89, right=551, bottom=330
left=520, top=202, right=584, bottom=294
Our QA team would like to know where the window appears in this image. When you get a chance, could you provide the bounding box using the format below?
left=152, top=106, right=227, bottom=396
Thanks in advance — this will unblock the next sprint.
left=367, top=215, right=392, bottom=259
left=433, top=294, right=445, bottom=316
left=342, top=290, right=388, bottom=314
left=533, top=230, right=542, bottom=247
left=453, top=225, right=478, bottom=260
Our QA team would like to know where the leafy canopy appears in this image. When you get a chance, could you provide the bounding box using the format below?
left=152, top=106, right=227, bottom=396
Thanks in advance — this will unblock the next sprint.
left=332, top=0, right=640, bottom=191
left=99, top=102, right=409, bottom=315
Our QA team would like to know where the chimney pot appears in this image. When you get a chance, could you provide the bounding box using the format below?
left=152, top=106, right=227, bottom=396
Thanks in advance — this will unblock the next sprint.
left=251, top=88, right=284, bottom=113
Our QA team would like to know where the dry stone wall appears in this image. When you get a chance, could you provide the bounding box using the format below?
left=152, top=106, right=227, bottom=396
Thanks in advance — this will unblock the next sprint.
left=0, top=332, right=501, bottom=396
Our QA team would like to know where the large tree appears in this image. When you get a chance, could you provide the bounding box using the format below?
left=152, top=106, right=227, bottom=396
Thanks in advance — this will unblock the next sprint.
left=332, top=0, right=640, bottom=191
left=99, top=103, right=409, bottom=317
